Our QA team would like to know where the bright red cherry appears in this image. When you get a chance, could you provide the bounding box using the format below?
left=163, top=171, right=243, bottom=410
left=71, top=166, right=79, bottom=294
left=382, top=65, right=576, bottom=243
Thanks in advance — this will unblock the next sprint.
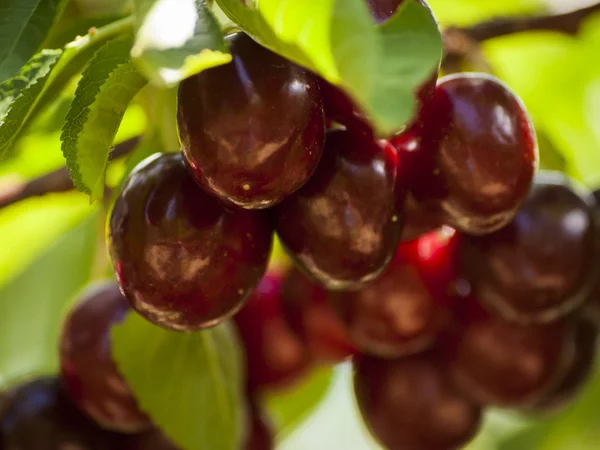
left=459, top=172, right=598, bottom=324
left=59, top=282, right=150, bottom=433
left=108, top=153, right=273, bottom=331
left=354, top=353, right=483, bottom=450
left=412, top=73, right=538, bottom=235
left=234, top=271, right=312, bottom=392
left=178, top=32, right=325, bottom=209
left=282, top=267, right=358, bottom=363
left=275, top=129, right=403, bottom=290
left=331, top=230, right=457, bottom=358
left=442, top=301, right=576, bottom=407
left=0, top=378, right=122, bottom=449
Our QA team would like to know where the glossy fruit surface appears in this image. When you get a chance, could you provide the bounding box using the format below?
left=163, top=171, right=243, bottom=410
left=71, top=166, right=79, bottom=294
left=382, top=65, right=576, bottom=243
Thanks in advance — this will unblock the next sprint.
left=0, top=377, right=122, bottom=449
left=282, top=267, right=358, bottom=363
left=460, top=172, right=597, bottom=324
left=443, top=302, right=575, bottom=407
left=235, top=271, right=311, bottom=392
left=60, top=282, right=150, bottom=432
left=332, top=230, right=456, bottom=358
left=178, top=32, right=325, bottom=209
left=354, top=353, right=482, bottom=450
left=412, top=73, right=538, bottom=235
left=275, top=129, right=403, bottom=290
left=531, top=319, right=597, bottom=414
left=108, top=153, right=273, bottom=331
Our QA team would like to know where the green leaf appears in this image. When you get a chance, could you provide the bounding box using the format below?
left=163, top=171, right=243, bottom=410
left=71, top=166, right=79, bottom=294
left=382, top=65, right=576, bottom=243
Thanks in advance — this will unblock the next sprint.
left=131, top=0, right=232, bottom=87
left=111, top=313, right=246, bottom=450
left=263, top=365, right=333, bottom=439
left=0, top=17, right=135, bottom=160
left=61, top=37, right=147, bottom=200
left=0, top=0, right=67, bottom=81
left=0, top=210, right=98, bottom=387
left=215, top=0, right=442, bottom=136
left=0, top=50, right=62, bottom=156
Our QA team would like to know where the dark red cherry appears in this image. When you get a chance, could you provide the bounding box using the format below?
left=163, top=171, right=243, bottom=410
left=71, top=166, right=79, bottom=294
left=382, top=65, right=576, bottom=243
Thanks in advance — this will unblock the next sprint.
left=443, top=301, right=576, bottom=407
left=59, top=282, right=150, bottom=433
left=0, top=377, right=122, bottom=449
left=354, top=353, right=482, bottom=450
left=234, top=271, right=311, bottom=392
left=530, top=319, right=597, bottom=414
left=282, top=267, right=358, bottom=363
left=123, top=429, right=179, bottom=450
left=275, top=129, right=403, bottom=290
left=460, top=172, right=598, bottom=324
left=178, top=32, right=325, bottom=209
left=331, top=230, right=456, bottom=358
left=108, top=153, right=273, bottom=331
left=412, top=73, right=538, bottom=235
left=244, top=401, right=274, bottom=450
left=366, top=0, right=404, bottom=23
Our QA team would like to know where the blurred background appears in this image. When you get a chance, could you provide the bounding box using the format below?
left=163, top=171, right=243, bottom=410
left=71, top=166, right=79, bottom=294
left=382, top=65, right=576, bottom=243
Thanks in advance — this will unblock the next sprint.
left=1, top=0, right=599, bottom=449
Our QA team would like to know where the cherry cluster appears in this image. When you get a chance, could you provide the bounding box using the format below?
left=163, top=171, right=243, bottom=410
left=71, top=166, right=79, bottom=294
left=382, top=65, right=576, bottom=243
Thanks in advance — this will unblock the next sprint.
left=2, top=1, right=599, bottom=449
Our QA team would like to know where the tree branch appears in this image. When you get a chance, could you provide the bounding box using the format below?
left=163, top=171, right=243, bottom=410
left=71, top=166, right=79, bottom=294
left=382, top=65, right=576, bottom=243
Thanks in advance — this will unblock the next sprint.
left=0, top=137, right=139, bottom=210
left=442, top=2, right=600, bottom=73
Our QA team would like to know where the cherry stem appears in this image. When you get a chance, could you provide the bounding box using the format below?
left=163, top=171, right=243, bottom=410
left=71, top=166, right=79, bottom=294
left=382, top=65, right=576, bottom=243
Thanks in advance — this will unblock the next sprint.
left=0, top=137, right=139, bottom=210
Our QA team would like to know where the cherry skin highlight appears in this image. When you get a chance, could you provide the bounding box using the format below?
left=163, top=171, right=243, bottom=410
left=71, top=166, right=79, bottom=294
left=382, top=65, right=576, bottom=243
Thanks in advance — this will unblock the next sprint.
left=234, top=271, right=311, bottom=392
left=108, top=153, right=273, bottom=331
left=412, top=73, right=538, bottom=235
left=282, top=267, right=358, bottom=363
left=331, top=230, right=456, bottom=358
left=354, top=353, right=482, bottom=450
left=59, top=282, right=150, bottom=433
left=0, top=377, right=122, bottom=449
left=178, top=32, right=325, bottom=209
left=460, top=172, right=598, bottom=324
left=442, top=301, right=576, bottom=407
left=275, top=129, right=403, bottom=290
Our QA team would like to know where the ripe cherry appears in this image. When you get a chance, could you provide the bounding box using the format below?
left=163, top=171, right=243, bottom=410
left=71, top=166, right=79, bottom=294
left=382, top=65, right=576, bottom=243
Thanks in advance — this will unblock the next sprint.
left=234, top=271, right=311, bottom=392
left=442, top=301, right=576, bottom=407
left=244, top=401, right=274, bottom=450
left=0, top=377, right=122, bottom=449
left=331, top=230, right=456, bottom=358
left=108, top=153, right=273, bottom=331
left=59, top=282, right=150, bottom=433
left=275, top=129, right=403, bottom=290
left=412, top=73, right=538, bottom=235
left=354, top=353, right=482, bottom=450
left=460, top=172, right=598, bottom=324
left=178, top=32, right=325, bottom=209
left=282, top=267, right=358, bottom=363
left=123, top=429, right=179, bottom=450
left=530, top=319, right=597, bottom=414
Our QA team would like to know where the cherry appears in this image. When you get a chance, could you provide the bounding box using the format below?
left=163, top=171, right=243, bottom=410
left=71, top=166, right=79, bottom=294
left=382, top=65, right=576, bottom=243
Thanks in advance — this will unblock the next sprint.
left=412, top=73, right=538, bottom=235
left=123, top=429, right=179, bottom=450
left=59, top=281, right=150, bottom=433
left=178, top=32, right=325, bottom=209
left=366, top=0, right=405, bottom=23
left=0, top=377, right=122, bottom=449
left=354, top=353, right=482, bottom=450
left=108, top=153, right=273, bottom=331
left=275, top=129, right=403, bottom=290
left=244, top=401, right=274, bottom=450
left=442, top=301, right=576, bottom=407
left=234, top=271, right=311, bottom=392
left=282, top=267, right=358, bottom=363
left=459, top=172, right=598, bottom=324
left=331, top=230, right=456, bottom=358
left=530, top=319, right=597, bottom=414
